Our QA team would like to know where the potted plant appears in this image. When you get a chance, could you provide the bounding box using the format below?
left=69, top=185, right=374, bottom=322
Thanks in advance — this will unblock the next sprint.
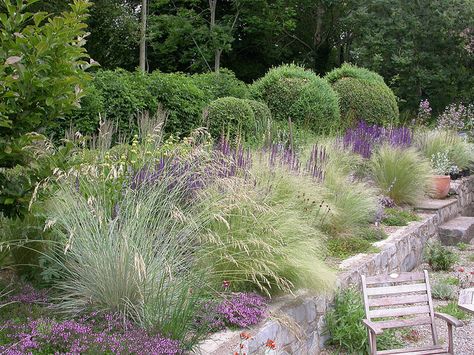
left=430, top=151, right=457, bottom=199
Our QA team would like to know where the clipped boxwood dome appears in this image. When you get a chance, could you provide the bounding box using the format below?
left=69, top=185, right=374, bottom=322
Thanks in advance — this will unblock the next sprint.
left=325, top=63, right=399, bottom=126
left=289, top=79, right=341, bottom=134
left=243, top=99, right=272, bottom=138
left=204, top=97, right=255, bottom=139
left=192, top=68, right=250, bottom=101
left=251, top=64, right=341, bottom=133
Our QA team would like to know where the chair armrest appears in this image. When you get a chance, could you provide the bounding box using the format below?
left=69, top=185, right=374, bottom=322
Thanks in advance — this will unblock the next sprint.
left=363, top=319, right=384, bottom=335
left=434, top=312, right=464, bottom=327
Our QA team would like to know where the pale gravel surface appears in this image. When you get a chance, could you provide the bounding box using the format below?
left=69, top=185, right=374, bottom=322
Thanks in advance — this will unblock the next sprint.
left=321, top=243, right=474, bottom=355
left=409, top=244, right=474, bottom=355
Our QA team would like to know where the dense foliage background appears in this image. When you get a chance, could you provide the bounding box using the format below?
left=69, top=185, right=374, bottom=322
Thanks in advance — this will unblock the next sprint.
left=30, top=0, right=474, bottom=117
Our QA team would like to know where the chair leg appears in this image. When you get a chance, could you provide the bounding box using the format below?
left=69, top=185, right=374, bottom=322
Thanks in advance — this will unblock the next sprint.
left=447, top=323, right=454, bottom=354
left=368, top=330, right=377, bottom=355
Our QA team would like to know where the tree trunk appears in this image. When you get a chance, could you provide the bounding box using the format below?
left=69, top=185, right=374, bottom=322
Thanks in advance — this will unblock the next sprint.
left=139, top=0, right=147, bottom=71
left=209, top=0, right=220, bottom=72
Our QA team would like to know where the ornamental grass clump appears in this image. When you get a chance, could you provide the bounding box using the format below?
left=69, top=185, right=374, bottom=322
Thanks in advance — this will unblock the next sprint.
left=370, top=145, right=433, bottom=205
left=414, top=129, right=473, bottom=171
left=198, top=163, right=335, bottom=296
left=46, top=175, right=212, bottom=347
left=322, top=160, right=378, bottom=234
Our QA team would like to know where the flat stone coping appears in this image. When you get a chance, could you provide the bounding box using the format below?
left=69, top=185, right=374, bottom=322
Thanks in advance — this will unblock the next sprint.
left=414, top=198, right=457, bottom=211
left=439, top=216, right=474, bottom=231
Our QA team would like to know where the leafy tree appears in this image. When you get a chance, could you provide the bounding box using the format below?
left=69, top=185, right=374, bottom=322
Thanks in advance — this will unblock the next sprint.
left=147, top=0, right=238, bottom=73
left=344, top=0, right=474, bottom=115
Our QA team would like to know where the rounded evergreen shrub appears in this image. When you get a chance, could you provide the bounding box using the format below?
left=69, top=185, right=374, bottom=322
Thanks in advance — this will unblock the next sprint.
left=193, top=68, right=250, bottom=101
left=251, top=64, right=341, bottom=133
left=204, top=97, right=255, bottom=138
left=147, top=72, right=207, bottom=136
left=325, top=64, right=399, bottom=126
left=288, top=79, right=341, bottom=133
left=243, top=99, right=272, bottom=139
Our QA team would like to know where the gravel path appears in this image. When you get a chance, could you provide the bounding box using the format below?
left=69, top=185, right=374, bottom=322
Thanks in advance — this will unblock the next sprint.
left=408, top=244, right=474, bottom=355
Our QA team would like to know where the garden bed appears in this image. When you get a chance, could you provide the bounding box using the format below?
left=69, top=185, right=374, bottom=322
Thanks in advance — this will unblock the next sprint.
left=197, top=176, right=474, bottom=354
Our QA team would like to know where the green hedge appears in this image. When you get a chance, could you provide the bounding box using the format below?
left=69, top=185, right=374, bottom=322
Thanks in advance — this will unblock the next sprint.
left=251, top=64, right=341, bottom=133
left=147, top=72, right=206, bottom=136
left=192, top=68, right=250, bottom=101
left=66, top=69, right=251, bottom=138
left=66, top=70, right=206, bottom=137
left=204, top=97, right=256, bottom=139
left=325, top=64, right=399, bottom=126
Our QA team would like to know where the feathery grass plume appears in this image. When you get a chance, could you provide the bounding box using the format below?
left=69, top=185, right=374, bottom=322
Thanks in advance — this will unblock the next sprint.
left=322, top=156, right=378, bottom=234
left=370, top=144, right=433, bottom=205
left=414, top=129, right=473, bottom=170
left=46, top=175, right=213, bottom=348
left=198, top=163, right=335, bottom=296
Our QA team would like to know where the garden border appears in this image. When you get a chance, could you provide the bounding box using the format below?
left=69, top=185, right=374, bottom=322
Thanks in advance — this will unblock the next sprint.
left=197, top=176, right=474, bottom=355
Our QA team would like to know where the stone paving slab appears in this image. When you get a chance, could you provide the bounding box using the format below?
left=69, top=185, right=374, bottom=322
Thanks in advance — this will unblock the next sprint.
left=439, top=216, right=474, bottom=245
left=414, top=198, right=457, bottom=211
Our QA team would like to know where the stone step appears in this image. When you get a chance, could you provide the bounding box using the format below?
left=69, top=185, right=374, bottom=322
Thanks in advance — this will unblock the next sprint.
left=414, top=198, right=457, bottom=212
left=438, top=216, right=474, bottom=245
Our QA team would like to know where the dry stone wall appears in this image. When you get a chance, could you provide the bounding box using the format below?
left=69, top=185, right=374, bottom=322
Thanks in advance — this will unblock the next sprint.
left=196, top=176, right=474, bottom=355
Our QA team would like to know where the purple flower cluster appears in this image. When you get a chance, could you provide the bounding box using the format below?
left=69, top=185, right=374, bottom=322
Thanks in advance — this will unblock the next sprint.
left=343, top=121, right=412, bottom=158
left=306, top=144, right=327, bottom=181
left=263, top=143, right=328, bottom=181
left=6, top=284, right=49, bottom=304
left=0, top=313, right=181, bottom=355
left=216, top=292, right=267, bottom=328
left=437, top=102, right=474, bottom=131
left=130, top=138, right=252, bottom=195
left=417, top=99, right=432, bottom=124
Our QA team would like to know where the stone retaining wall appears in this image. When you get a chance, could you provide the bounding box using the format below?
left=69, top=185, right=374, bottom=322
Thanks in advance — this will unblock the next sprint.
left=197, top=176, right=474, bottom=355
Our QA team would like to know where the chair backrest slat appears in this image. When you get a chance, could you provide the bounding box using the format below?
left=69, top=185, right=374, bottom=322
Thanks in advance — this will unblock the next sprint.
left=365, top=272, right=425, bottom=285
left=365, top=283, right=427, bottom=296
left=368, top=294, right=429, bottom=307
left=369, top=304, right=430, bottom=318
left=375, top=316, right=433, bottom=329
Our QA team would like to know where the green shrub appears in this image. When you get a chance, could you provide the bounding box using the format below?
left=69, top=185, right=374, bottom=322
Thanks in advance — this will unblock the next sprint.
left=414, top=129, right=473, bottom=170
left=243, top=99, right=272, bottom=142
left=148, top=72, right=207, bottom=136
left=382, top=208, right=420, bottom=226
left=444, top=276, right=460, bottom=286
left=199, top=166, right=335, bottom=295
left=327, top=236, right=378, bottom=259
left=0, top=0, right=92, bottom=137
left=67, top=69, right=157, bottom=137
left=69, top=70, right=207, bottom=137
left=425, top=243, right=458, bottom=271
left=251, top=64, right=341, bottom=133
left=370, top=145, right=433, bottom=205
left=325, top=288, right=402, bottom=353
left=192, top=68, right=249, bottom=101
left=457, top=242, right=469, bottom=251
left=431, top=281, right=456, bottom=300
left=288, top=79, right=341, bottom=134
left=436, top=302, right=469, bottom=320
left=204, top=97, right=256, bottom=139
left=325, top=63, right=386, bottom=84
left=325, top=64, right=399, bottom=126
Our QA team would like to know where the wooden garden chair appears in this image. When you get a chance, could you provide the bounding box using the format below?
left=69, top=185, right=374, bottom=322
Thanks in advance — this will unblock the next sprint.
left=361, top=270, right=463, bottom=355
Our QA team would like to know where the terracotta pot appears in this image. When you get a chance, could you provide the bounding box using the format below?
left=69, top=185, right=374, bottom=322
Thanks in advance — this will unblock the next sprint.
left=432, top=175, right=451, bottom=199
